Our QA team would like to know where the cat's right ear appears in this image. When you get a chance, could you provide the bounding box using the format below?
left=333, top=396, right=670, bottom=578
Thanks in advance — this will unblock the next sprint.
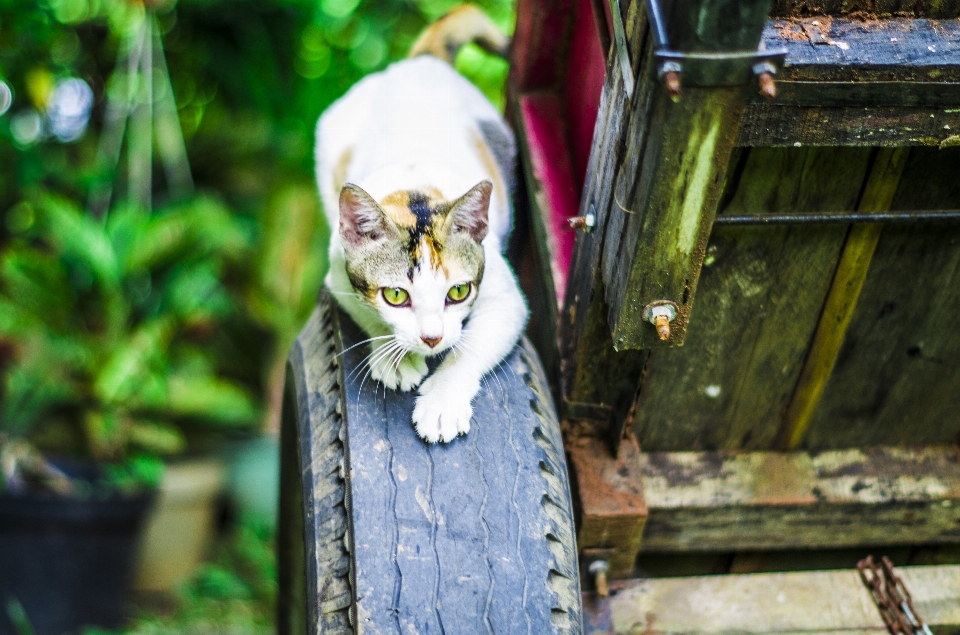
left=340, top=184, right=391, bottom=247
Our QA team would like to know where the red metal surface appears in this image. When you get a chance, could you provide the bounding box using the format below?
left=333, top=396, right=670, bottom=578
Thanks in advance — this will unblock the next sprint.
left=563, top=0, right=606, bottom=193
left=520, top=92, right=579, bottom=300
left=512, top=0, right=608, bottom=301
left=512, top=0, right=577, bottom=91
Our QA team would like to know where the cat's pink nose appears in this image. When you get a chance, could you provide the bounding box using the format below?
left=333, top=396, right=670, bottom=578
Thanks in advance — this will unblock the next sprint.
left=421, top=335, right=442, bottom=348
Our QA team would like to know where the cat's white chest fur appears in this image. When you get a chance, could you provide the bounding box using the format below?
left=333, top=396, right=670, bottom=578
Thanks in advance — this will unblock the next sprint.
left=315, top=56, right=528, bottom=443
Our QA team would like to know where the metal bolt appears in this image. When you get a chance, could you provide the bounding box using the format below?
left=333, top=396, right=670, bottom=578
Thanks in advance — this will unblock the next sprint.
left=643, top=301, right=679, bottom=341
left=658, top=61, right=683, bottom=101
left=588, top=560, right=610, bottom=597
left=752, top=62, right=778, bottom=101
left=568, top=212, right=596, bottom=232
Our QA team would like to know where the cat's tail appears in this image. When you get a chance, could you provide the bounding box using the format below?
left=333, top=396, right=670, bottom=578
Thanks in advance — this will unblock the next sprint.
left=408, top=4, right=509, bottom=63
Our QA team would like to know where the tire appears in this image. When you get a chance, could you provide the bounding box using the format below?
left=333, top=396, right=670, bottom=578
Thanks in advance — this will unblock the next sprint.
left=278, top=290, right=583, bottom=634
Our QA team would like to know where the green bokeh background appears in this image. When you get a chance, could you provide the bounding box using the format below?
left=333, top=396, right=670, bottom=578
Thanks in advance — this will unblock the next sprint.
left=0, top=0, right=513, bottom=465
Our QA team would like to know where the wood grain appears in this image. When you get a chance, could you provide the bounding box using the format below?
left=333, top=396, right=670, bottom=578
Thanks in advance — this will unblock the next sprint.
left=803, top=147, right=960, bottom=448
left=777, top=147, right=910, bottom=449
left=631, top=147, right=871, bottom=451
left=638, top=446, right=960, bottom=552
left=608, top=565, right=960, bottom=635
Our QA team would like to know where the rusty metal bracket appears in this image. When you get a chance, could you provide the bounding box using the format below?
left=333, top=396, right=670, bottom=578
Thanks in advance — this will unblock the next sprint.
left=645, top=0, right=787, bottom=90
left=607, top=0, right=787, bottom=97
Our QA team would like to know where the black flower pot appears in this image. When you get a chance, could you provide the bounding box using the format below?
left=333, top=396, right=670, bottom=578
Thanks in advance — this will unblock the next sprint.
left=0, top=489, right=155, bottom=635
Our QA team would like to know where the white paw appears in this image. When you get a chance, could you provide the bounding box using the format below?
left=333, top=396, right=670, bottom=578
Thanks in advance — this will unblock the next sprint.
left=369, top=349, right=427, bottom=392
left=412, top=375, right=478, bottom=443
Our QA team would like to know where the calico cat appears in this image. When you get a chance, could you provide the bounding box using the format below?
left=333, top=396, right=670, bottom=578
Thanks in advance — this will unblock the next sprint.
left=315, top=5, right=528, bottom=443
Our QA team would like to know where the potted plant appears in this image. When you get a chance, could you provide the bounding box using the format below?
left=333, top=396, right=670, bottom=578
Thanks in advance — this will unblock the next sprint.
left=0, top=192, right=260, bottom=634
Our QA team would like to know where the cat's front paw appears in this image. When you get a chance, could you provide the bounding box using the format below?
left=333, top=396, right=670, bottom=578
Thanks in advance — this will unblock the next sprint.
left=412, top=375, right=478, bottom=443
left=370, top=349, right=427, bottom=392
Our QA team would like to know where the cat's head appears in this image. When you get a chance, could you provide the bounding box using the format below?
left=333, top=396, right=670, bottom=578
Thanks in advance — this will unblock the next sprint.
left=339, top=180, right=490, bottom=357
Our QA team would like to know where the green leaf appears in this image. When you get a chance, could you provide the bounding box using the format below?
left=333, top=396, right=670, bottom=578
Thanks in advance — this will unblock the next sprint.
left=94, top=317, right=176, bottom=405
left=128, top=419, right=186, bottom=455
left=166, top=374, right=258, bottom=427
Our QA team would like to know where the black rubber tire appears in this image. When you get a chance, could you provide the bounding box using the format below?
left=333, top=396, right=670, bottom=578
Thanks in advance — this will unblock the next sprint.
left=278, top=290, right=582, bottom=634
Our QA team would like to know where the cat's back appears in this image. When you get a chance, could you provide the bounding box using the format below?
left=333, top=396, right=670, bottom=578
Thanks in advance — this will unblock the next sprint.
left=316, top=56, right=514, bottom=243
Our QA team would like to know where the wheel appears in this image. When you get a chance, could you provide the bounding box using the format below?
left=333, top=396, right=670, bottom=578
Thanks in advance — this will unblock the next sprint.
left=278, top=290, right=583, bottom=634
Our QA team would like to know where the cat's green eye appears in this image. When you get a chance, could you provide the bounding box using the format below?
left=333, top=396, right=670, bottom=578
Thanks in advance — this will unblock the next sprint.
left=446, top=283, right=471, bottom=304
left=382, top=287, right=409, bottom=306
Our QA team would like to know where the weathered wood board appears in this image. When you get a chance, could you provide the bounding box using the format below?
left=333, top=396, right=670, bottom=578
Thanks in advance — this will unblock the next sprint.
left=560, top=6, right=648, bottom=433
left=803, top=147, right=960, bottom=448
left=769, top=0, right=960, bottom=18
left=740, top=19, right=960, bottom=147
left=595, top=0, right=775, bottom=350
left=777, top=147, right=910, bottom=449
left=607, top=565, right=960, bottom=635
left=638, top=446, right=960, bottom=552
left=631, top=146, right=871, bottom=451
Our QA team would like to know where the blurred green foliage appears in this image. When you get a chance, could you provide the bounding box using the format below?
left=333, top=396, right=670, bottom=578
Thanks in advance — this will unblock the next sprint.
left=0, top=0, right=513, bottom=483
left=83, top=520, right=277, bottom=635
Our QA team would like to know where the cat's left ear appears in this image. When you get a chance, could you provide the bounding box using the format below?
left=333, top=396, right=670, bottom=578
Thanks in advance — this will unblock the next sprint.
left=444, top=180, right=491, bottom=243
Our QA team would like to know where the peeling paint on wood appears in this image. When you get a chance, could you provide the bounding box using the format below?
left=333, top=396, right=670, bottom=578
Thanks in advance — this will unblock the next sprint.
left=637, top=446, right=960, bottom=551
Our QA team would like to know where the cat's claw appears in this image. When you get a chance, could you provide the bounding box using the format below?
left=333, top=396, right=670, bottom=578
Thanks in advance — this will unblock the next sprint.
left=413, top=375, right=476, bottom=443
left=370, top=350, right=427, bottom=392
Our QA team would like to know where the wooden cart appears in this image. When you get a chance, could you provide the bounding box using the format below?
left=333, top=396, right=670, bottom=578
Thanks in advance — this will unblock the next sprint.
left=279, top=0, right=960, bottom=631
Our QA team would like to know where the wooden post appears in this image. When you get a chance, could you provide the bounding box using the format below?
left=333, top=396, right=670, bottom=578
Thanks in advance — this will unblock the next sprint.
left=568, top=436, right=648, bottom=578
left=599, top=0, right=775, bottom=351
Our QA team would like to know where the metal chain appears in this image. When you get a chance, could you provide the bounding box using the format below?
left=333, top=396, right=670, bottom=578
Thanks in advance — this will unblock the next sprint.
left=857, top=556, right=933, bottom=635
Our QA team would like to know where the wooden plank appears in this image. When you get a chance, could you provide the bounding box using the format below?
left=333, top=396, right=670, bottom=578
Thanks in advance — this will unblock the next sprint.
left=560, top=9, right=647, bottom=436
left=568, top=436, right=648, bottom=578
left=631, top=147, right=872, bottom=451
left=769, top=0, right=960, bottom=18
left=750, top=81, right=960, bottom=108
left=607, top=565, right=960, bottom=635
left=738, top=105, right=960, bottom=147
left=741, top=19, right=960, bottom=146
left=638, top=446, right=960, bottom=552
left=764, top=19, right=960, bottom=83
left=566, top=283, right=648, bottom=444
left=803, top=147, right=960, bottom=448
left=777, top=147, right=910, bottom=449
left=604, top=85, right=746, bottom=349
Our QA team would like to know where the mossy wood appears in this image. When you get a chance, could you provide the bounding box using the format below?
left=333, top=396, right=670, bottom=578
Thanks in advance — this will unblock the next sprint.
left=598, top=0, right=775, bottom=351
left=638, top=446, right=960, bottom=552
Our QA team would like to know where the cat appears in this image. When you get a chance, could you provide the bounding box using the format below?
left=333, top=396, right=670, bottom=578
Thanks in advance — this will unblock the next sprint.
left=315, top=5, right=528, bottom=444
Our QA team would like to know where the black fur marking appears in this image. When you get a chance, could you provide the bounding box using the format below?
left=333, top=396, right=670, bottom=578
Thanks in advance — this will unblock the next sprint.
left=408, top=191, right=433, bottom=242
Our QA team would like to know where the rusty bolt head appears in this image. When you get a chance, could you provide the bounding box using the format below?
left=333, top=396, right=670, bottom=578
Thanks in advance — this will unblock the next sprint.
left=757, top=72, right=777, bottom=100
left=588, top=560, right=610, bottom=597
left=663, top=71, right=682, bottom=101
left=643, top=301, right=679, bottom=341
left=653, top=314, right=671, bottom=341
left=568, top=212, right=596, bottom=232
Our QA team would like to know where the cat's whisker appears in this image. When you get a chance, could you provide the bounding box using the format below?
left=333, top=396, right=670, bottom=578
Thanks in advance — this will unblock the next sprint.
left=347, top=340, right=397, bottom=383
left=355, top=341, right=401, bottom=406
left=337, top=335, right=395, bottom=360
